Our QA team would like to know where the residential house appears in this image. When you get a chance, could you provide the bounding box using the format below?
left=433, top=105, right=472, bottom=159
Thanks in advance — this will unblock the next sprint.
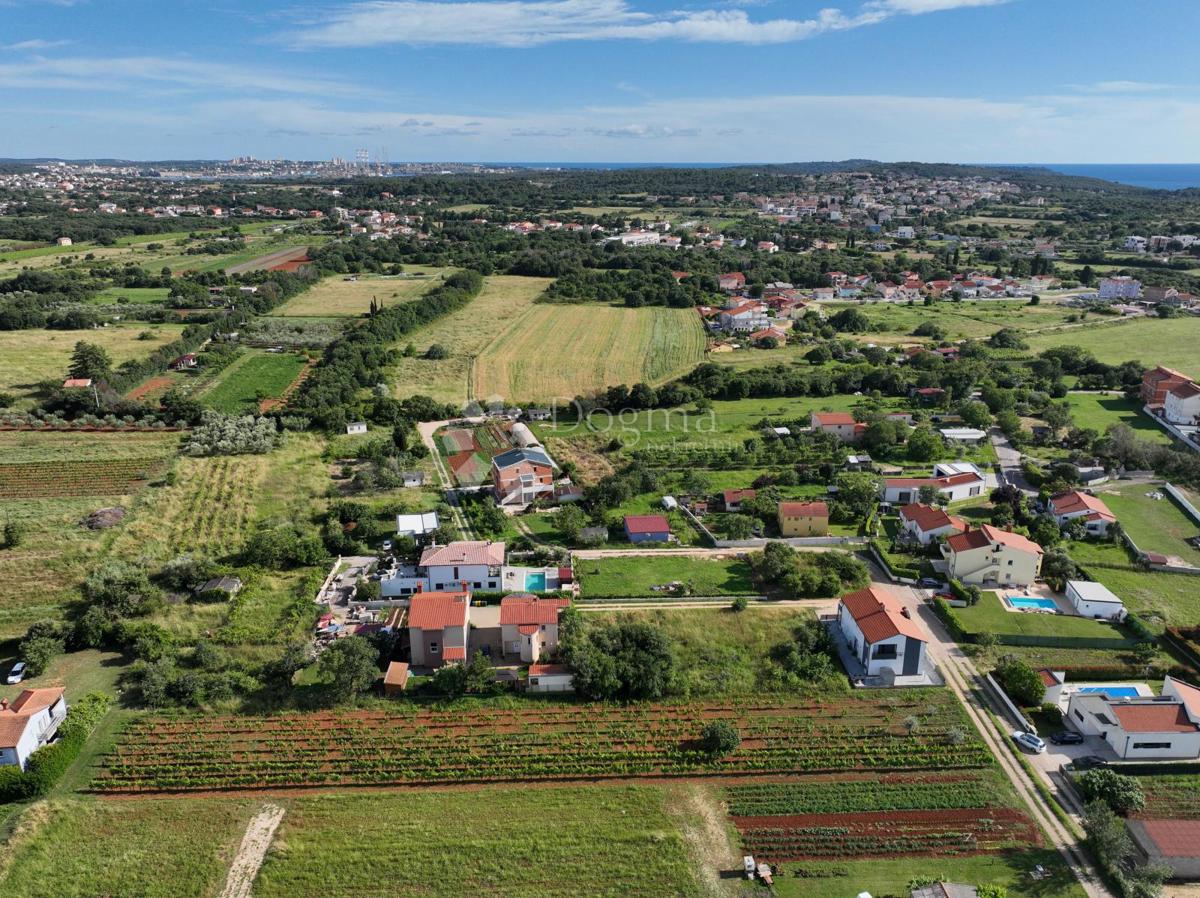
left=943, top=525, right=1044, bottom=588
left=1141, top=366, right=1192, bottom=408
left=718, top=272, right=746, bottom=292
left=381, top=540, right=506, bottom=596
left=624, top=515, right=672, bottom=544
left=718, top=301, right=770, bottom=333
left=748, top=326, right=789, bottom=346
left=777, top=501, right=829, bottom=537
left=898, top=503, right=969, bottom=545
left=491, top=446, right=558, bottom=507
left=408, top=589, right=471, bottom=668
left=722, top=489, right=757, bottom=512
left=938, top=427, right=987, bottom=447
left=1066, top=678, right=1200, bottom=759
left=836, top=586, right=928, bottom=680
left=170, top=353, right=198, bottom=371
left=527, top=663, right=574, bottom=693
left=1065, top=580, right=1127, bottom=621
left=1164, top=379, right=1200, bottom=426
left=500, top=594, right=569, bottom=662
left=345, top=421, right=368, bottom=435
left=1099, top=276, right=1143, bottom=300
left=0, top=688, right=68, bottom=769
left=811, top=411, right=865, bottom=443
left=881, top=470, right=985, bottom=505
left=1048, top=490, right=1116, bottom=536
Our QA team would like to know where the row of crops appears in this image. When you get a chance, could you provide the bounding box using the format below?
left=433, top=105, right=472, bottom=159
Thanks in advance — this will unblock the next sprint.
left=725, top=772, right=1005, bottom=816
left=90, top=695, right=992, bottom=793
left=0, top=457, right=169, bottom=498
left=1132, top=773, right=1200, bottom=819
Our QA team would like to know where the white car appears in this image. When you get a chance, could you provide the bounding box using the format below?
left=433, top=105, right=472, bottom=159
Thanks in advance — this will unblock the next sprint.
left=5, top=661, right=27, bottom=685
left=1012, top=730, right=1046, bottom=754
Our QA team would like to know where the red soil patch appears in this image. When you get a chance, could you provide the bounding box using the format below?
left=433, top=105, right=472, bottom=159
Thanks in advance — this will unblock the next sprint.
left=127, top=375, right=175, bottom=402
left=258, top=359, right=316, bottom=412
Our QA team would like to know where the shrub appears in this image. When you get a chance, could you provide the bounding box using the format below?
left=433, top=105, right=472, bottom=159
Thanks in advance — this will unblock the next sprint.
left=994, top=656, right=1046, bottom=707
left=700, top=720, right=740, bottom=757
left=1077, top=769, right=1145, bottom=816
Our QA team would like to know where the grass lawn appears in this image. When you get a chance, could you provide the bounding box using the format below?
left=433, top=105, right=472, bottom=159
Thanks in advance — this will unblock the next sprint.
left=577, top=554, right=757, bottom=598
left=0, top=649, right=123, bottom=707
left=1025, top=316, right=1200, bottom=379
left=1097, top=482, right=1200, bottom=566
left=390, top=274, right=552, bottom=406
left=953, top=591, right=1133, bottom=642
left=0, top=324, right=188, bottom=406
left=1065, top=393, right=1169, bottom=442
left=974, top=642, right=1176, bottom=676
left=473, top=304, right=707, bottom=402
left=273, top=268, right=455, bottom=317
left=774, top=851, right=1086, bottom=898
left=1068, top=541, right=1200, bottom=627
left=828, top=299, right=1079, bottom=345
left=0, top=797, right=257, bottom=898
left=197, top=350, right=308, bottom=413
left=93, top=286, right=171, bottom=304
left=0, top=430, right=179, bottom=463
left=254, top=786, right=703, bottom=898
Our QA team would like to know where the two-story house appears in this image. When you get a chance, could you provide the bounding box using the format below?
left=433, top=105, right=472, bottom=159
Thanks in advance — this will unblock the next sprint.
left=943, top=525, right=1044, bottom=587
left=898, top=503, right=969, bottom=545
left=408, top=590, right=471, bottom=668
left=810, top=411, right=865, bottom=443
left=491, top=447, right=558, bottom=507
left=836, top=586, right=928, bottom=681
left=500, top=594, right=570, bottom=662
left=0, top=687, right=68, bottom=769
left=381, top=541, right=506, bottom=596
left=1048, top=491, right=1117, bottom=536
left=777, top=501, right=829, bottom=537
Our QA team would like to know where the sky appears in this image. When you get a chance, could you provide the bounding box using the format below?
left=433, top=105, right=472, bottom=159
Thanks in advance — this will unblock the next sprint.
left=1, top=0, right=1198, bottom=163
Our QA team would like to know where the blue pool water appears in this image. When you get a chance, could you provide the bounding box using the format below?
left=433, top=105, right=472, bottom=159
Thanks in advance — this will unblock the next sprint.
left=1007, top=596, right=1058, bottom=610
left=1080, top=686, right=1141, bottom=697
left=525, top=571, right=547, bottom=591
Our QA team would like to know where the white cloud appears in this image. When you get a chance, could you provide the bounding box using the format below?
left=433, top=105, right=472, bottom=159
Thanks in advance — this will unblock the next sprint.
left=283, top=0, right=1014, bottom=48
left=0, top=56, right=372, bottom=98
left=2, top=39, right=74, bottom=51
left=1077, top=80, right=1175, bottom=94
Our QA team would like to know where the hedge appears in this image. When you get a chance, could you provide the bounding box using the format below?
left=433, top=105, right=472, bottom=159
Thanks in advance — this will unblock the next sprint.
left=0, top=692, right=111, bottom=803
left=932, top=597, right=968, bottom=642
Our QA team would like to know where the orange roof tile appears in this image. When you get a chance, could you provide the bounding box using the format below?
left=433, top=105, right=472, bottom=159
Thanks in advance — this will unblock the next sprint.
left=407, top=591, right=470, bottom=630
left=840, top=586, right=926, bottom=644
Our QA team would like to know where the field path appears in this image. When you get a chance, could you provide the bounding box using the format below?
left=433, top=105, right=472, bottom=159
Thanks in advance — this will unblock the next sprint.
left=218, top=803, right=285, bottom=898
left=225, top=246, right=308, bottom=275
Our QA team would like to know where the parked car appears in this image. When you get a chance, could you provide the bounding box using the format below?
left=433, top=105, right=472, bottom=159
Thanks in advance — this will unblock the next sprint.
left=1071, top=755, right=1107, bottom=771
left=1050, top=731, right=1084, bottom=745
left=5, top=661, right=27, bottom=685
left=1012, top=731, right=1047, bottom=754
left=917, top=578, right=943, bottom=589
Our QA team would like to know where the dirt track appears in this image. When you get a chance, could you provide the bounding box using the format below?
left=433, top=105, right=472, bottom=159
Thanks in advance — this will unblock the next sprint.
left=218, top=803, right=285, bottom=898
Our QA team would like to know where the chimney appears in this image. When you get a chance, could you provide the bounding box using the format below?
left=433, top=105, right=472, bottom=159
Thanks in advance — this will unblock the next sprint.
left=461, top=580, right=468, bottom=592
left=901, top=608, right=911, bottom=619
left=415, top=582, right=423, bottom=593
left=0, top=699, right=7, bottom=711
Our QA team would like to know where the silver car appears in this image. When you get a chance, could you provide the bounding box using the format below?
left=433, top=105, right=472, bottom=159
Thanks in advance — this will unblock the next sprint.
left=1012, top=730, right=1047, bottom=754
left=5, top=661, right=27, bottom=685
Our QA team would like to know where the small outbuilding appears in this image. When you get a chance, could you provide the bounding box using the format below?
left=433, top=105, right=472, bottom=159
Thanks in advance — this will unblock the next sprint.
left=383, top=661, right=409, bottom=695
left=1065, top=580, right=1127, bottom=621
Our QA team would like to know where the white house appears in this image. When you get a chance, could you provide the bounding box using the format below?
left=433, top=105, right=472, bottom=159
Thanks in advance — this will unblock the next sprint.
left=881, top=470, right=985, bottom=505
left=1065, top=580, right=1127, bottom=621
left=0, top=688, right=68, bottom=769
left=1164, top=380, right=1200, bottom=426
left=346, top=422, right=368, bottom=435
left=1098, top=276, right=1142, bottom=300
left=396, top=511, right=440, bottom=538
left=1066, top=679, right=1200, bottom=760
left=1048, top=491, right=1117, bottom=536
left=811, top=411, right=865, bottom=443
left=939, top=427, right=987, bottom=447
left=718, top=301, right=771, bottom=333
left=943, top=525, right=1044, bottom=587
left=898, top=503, right=969, bottom=545
left=381, top=540, right=506, bottom=596
left=836, top=586, right=928, bottom=681
left=527, top=663, right=574, bottom=693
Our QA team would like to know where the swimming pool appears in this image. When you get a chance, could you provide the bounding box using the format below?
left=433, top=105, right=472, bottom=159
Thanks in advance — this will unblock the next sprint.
left=1007, top=596, right=1058, bottom=611
left=524, top=571, right=547, bottom=591
left=1079, top=686, right=1142, bottom=698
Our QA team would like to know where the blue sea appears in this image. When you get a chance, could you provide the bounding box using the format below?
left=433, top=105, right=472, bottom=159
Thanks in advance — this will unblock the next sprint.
left=1037, top=164, right=1200, bottom=190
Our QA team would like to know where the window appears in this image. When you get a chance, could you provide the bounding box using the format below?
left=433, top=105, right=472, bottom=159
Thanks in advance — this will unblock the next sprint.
left=872, top=644, right=898, bottom=660
left=1133, top=741, right=1172, bottom=750
left=429, top=641, right=440, bottom=654
left=1007, top=560, right=1014, bottom=566
left=488, top=581, right=497, bottom=589
left=1073, top=710, right=1084, bottom=722
left=473, top=582, right=481, bottom=589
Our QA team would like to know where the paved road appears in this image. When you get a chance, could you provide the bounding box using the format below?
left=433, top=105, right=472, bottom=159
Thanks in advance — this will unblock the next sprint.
left=989, top=427, right=1037, bottom=495
left=887, top=578, right=1113, bottom=898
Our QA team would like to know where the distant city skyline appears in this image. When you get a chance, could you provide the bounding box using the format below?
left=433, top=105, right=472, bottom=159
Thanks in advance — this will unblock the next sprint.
left=2, top=0, right=1198, bottom=162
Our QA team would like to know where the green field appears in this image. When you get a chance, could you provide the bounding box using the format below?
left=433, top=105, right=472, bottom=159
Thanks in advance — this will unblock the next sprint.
left=273, top=268, right=455, bottom=317
left=93, top=286, right=172, bottom=304
left=473, top=304, right=707, bottom=402
left=1098, top=482, right=1200, bottom=566
left=1025, top=316, right=1200, bottom=378
left=577, top=554, right=758, bottom=598
left=1069, top=541, right=1200, bottom=626
left=390, top=274, right=552, bottom=405
left=198, top=351, right=308, bottom=413
left=1064, top=392, right=1168, bottom=441
left=952, top=591, right=1135, bottom=642
left=254, top=787, right=703, bottom=898
left=0, top=324, right=188, bottom=406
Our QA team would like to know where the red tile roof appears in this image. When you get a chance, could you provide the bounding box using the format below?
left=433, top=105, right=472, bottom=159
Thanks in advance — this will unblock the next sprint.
left=1112, top=703, right=1199, bottom=734
left=1050, top=491, right=1116, bottom=522
left=0, top=687, right=65, bottom=749
left=885, top=472, right=981, bottom=489
left=384, top=661, right=409, bottom=688
left=625, top=515, right=671, bottom=535
left=1140, top=819, right=1200, bottom=857
left=419, top=541, right=505, bottom=567
left=899, top=503, right=968, bottom=534
left=840, top=586, right=926, bottom=644
left=442, top=646, right=467, bottom=661
left=812, top=411, right=856, bottom=426
left=779, top=501, right=829, bottom=517
left=500, top=595, right=568, bottom=626
left=407, top=591, right=470, bottom=630
left=946, top=525, right=1043, bottom=556
left=723, top=488, right=757, bottom=505
left=529, top=663, right=570, bottom=677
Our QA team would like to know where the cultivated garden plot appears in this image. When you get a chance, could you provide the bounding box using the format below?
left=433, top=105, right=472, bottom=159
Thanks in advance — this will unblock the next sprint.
left=90, top=693, right=990, bottom=793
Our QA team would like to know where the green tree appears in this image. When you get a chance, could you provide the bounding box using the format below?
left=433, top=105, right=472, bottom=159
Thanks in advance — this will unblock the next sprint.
left=556, top=504, right=587, bottom=542
left=1077, top=769, right=1146, bottom=815
left=566, top=620, right=674, bottom=701
left=700, top=720, right=740, bottom=757
left=318, top=636, right=380, bottom=700
left=68, top=341, right=112, bottom=381
left=994, top=655, right=1045, bottom=707
left=906, top=427, right=944, bottom=462
left=2, top=518, right=24, bottom=548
